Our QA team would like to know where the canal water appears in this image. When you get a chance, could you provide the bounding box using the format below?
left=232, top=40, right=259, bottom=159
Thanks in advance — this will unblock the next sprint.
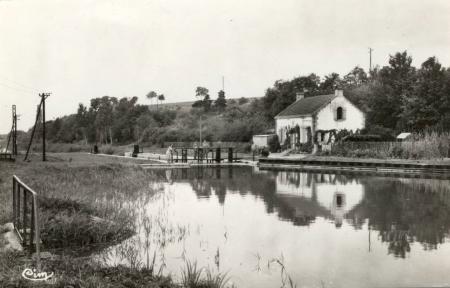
left=99, top=166, right=450, bottom=288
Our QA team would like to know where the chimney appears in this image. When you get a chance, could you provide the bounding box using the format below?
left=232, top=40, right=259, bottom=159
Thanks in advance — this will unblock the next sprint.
left=335, top=89, right=343, bottom=97
left=296, top=92, right=304, bottom=101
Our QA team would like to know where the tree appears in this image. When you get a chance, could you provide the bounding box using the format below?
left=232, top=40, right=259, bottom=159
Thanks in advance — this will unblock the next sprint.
left=343, top=66, right=368, bottom=88
left=146, top=91, right=157, bottom=109
left=158, top=94, right=165, bottom=105
left=367, top=51, right=416, bottom=129
left=195, top=87, right=209, bottom=99
left=400, top=57, right=449, bottom=130
left=94, top=96, right=118, bottom=144
left=193, top=86, right=212, bottom=112
left=262, top=73, right=322, bottom=120
left=214, top=90, right=227, bottom=111
left=111, top=97, right=140, bottom=143
left=320, top=73, right=342, bottom=93
left=76, top=103, right=89, bottom=144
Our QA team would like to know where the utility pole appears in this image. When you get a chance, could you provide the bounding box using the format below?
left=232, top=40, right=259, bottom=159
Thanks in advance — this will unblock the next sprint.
left=24, top=93, right=50, bottom=162
left=39, top=93, right=50, bottom=161
left=24, top=103, right=42, bottom=161
left=12, top=105, right=17, bottom=156
left=369, top=47, right=373, bottom=74
left=199, top=115, right=202, bottom=144
left=5, top=105, right=18, bottom=156
left=222, top=76, right=225, bottom=91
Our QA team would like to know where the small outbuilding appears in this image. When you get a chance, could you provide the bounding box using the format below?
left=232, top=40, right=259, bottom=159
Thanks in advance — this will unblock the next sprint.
left=396, top=132, right=412, bottom=142
left=252, top=134, right=277, bottom=150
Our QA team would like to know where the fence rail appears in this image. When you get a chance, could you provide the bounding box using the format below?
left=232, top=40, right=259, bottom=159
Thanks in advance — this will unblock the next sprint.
left=0, top=152, right=14, bottom=161
left=164, top=141, right=248, bottom=148
left=170, top=147, right=238, bottom=163
left=12, top=175, right=41, bottom=269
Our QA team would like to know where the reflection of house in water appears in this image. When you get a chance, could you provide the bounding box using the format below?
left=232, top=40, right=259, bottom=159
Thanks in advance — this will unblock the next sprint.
left=275, top=172, right=365, bottom=227
left=149, top=167, right=365, bottom=227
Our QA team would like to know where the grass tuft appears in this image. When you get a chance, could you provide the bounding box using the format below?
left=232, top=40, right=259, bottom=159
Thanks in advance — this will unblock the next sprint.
left=181, top=260, right=204, bottom=287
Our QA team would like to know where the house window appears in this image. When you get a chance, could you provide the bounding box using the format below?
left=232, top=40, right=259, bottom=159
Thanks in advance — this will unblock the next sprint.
left=336, top=194, right=343, bottom=207
left=336, top=107, right=344, bottom=120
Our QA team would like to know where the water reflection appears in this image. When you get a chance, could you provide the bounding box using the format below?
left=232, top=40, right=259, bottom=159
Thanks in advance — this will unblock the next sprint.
left=156, top=167, right=450, bottom=257
left=349, top=177, right=450, bottom=257
left=98, top=167, right=450, bottom=288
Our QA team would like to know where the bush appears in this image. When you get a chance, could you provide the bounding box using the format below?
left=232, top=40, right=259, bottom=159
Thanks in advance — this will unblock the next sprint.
left=267, top=135, right=281, bottom=153
left=238, top=97, right=249, bottom=105
left=389, top=145, right=404, bottom=158
left=239, top=142, right=252, bottom=153
left=38, top=197, right=134, bottom=250
left=261, top=148, right=269, bottom=157
left=101, top=145, right=116, bottom=155
left=298, top=142, right=313, bottom=153
left=343, top=134, right=383, bottom=142
left=365, top=125, right=396, bottom=141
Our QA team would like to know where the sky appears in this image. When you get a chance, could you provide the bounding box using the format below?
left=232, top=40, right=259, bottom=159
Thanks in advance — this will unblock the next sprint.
left=0, top=0, right=450, bottom=134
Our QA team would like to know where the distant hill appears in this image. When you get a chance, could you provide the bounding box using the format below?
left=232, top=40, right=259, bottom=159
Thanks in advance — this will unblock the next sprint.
left=149, top=97, right=261, bottom=112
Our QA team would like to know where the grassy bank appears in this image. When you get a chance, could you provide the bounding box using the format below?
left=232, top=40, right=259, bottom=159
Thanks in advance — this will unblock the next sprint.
left=0, top=251, right=175, bottom=288
left=0, top=153, right=230, bottom=287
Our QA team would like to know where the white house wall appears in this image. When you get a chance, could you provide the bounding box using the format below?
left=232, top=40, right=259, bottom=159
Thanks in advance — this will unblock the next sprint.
left=252, top=136, right=269, bottom=148
left=315, top=96, right=365, bottom=131
left=276, top=117, right=312, bottom=143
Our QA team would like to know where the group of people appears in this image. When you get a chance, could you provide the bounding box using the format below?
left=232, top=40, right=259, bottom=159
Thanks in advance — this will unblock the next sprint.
left=165, top=140, right=210, bottom=163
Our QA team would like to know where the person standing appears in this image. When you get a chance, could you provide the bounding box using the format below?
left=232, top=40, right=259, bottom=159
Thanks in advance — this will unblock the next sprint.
left=193, top=142, right=198, bottom=160
left=166, top=145, right=173, bottom=163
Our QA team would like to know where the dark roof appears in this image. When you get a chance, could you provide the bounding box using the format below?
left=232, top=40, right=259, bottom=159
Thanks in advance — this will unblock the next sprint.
left=275, top=94, right=336, bottom=118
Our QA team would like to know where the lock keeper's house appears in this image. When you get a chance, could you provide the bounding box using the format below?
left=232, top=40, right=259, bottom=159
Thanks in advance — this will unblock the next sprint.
left=275, top=90, right=366, bottom=150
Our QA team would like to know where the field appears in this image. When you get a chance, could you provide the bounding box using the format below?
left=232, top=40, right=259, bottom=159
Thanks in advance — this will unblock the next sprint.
left=0, top=153, right=229, bottom=287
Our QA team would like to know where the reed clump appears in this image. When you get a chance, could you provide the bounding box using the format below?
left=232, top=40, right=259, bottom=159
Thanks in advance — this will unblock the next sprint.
left=181, top=260, right=231, bottom=288
left=38, top=196, right=134, bottom=250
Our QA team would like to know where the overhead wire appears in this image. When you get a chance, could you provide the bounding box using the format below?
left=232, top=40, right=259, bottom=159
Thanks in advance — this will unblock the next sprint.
left=0, top=81, right=37, bottom=95
left=0, top=73, right=41, bottom=94
left=0, top=72, right=40, bottom=89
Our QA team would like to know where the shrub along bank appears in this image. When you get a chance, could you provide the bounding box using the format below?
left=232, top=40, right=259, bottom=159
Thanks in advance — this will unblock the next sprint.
left=317, top=132, right=450, bottom=160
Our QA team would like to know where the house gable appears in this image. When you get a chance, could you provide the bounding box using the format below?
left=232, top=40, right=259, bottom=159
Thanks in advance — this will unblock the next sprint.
left=315, top=93, right=365, bottom=131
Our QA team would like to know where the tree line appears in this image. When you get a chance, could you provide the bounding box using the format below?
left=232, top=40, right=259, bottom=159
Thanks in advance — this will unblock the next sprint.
left=262, top=51, right=450, bottom=136
left=35, top=51, right=450, bottom=146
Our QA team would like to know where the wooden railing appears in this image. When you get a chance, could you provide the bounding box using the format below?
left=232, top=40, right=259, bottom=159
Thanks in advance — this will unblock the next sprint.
left=172, top=147, right=238, bottom=163
left=0, top=152, right=14, bottom=161
left=12, top=175, right=41, bottom=269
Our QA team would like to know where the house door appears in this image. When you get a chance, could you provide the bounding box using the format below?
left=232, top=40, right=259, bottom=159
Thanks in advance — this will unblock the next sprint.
left=290, top=133, right=297, bottom=149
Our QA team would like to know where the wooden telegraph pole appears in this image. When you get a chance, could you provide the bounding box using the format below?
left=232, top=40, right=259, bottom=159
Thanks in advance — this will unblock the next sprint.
left=12, top=105, right=17, bottom=156
left=5, top=105, right=18, bottom=156
left=40, top=93, right=50, bottom=161
left=199, top=115, right=202, bottom=144
left=24, top=93, right=50, bottom=161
